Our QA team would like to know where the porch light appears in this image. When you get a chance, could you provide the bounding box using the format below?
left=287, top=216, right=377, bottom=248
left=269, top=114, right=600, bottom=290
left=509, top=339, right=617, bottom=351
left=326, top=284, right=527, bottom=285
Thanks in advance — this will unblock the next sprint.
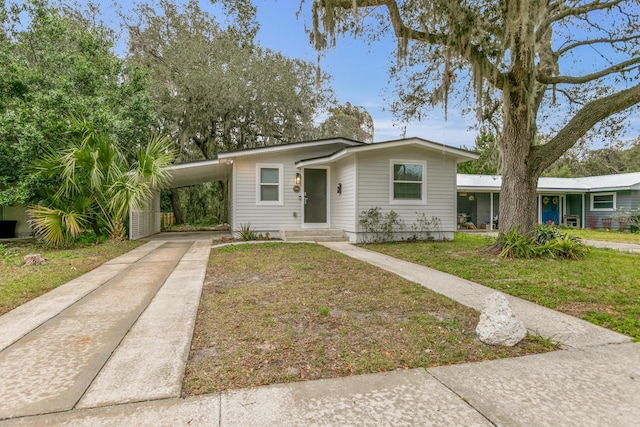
left=295, top=172, right=301, bottom=185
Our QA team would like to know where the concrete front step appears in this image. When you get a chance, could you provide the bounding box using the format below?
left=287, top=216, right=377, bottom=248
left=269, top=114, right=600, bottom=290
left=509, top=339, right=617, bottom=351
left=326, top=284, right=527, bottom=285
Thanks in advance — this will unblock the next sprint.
left=280, top=229, right=347, bottom=242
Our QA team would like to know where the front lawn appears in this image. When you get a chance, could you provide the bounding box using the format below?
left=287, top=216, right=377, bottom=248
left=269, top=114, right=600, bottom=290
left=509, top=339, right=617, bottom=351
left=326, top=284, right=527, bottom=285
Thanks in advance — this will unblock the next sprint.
left=0, top=240, right=143, bottom=315
left=183, top=243, right=555, bottom=395
left=563, top=228, right=640, bottom=244
left=367, top=233, right=640, bottom=340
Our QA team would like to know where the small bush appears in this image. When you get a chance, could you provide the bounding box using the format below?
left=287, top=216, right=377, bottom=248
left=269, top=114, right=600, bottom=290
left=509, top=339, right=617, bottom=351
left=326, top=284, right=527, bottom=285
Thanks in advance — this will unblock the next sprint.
left=410, top=214, right=442, bottom=241
left=70, top=231, right=108, bottom=246
left=358, top=207, right=404, bottom=242
left=499, top=228, right=539, bottom=259
left=235, top=223, right=258, bottom=241
left=542, top=234, right=589, bottom=260
left=536, top=222, right=562, bottom=245
left=500, top=224, right=588, bottom=260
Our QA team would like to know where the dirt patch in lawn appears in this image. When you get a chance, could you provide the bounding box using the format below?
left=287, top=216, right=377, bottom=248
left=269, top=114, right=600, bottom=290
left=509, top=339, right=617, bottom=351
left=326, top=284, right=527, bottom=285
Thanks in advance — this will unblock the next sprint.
left=183, top=243, right=556, bottom=396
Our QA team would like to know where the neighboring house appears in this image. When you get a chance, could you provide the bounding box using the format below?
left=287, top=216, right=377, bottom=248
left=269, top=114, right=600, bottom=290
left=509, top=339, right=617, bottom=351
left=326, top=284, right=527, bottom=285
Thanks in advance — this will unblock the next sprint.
left=131, top=137, right=479, bottom=242
left=457, top=172, right=640, bottom=230
left=0, top=205, right=30, bottom=238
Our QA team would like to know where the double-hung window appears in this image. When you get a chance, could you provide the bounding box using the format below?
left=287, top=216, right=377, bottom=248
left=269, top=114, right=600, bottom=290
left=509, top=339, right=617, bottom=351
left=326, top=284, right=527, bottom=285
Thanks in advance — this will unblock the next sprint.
left=257, top=164, right=283, bottom=205
left=590, top=193, right=616, bottom=211
left=390, top=160, right=426, bottom=204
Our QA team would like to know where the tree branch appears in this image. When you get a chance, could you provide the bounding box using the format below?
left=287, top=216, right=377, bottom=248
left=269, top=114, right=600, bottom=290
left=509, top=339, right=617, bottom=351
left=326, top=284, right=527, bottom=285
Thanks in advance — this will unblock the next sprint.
left=531, top=84, right=640, bottom=173
left=317, top=0, right=505, bottom=87
left=537, top=0, right=625, bottom=42
left=537, top=57, right=640, bottom=85
left=556, top=35, right=640, bottom=57
left=536, top=0, right=632, bottom=52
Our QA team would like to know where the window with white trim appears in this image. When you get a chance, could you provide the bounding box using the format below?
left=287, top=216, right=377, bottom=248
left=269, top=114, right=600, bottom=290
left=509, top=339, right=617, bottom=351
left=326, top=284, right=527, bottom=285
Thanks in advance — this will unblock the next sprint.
left=390, top=160, right=426, bottom=204
left=590, top=193, right=616, bottom=211
left=256, top=164, right=283, bottom=205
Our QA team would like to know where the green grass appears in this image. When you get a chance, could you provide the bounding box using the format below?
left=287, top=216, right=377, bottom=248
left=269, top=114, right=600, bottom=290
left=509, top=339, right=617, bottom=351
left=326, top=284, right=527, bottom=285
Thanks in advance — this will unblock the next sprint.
left=183, top=243, right=556, bottom=395
left=366, top=233, right=640, bottom=340
left=0, top=240, right=143, bottom=315
left=563, top=228, right=640, bottom=244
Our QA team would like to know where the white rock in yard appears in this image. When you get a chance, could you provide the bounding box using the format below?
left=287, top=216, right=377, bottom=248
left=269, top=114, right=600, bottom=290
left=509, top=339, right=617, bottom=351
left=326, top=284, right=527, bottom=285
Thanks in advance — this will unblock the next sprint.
left=476, top=292, right=527, bottom=346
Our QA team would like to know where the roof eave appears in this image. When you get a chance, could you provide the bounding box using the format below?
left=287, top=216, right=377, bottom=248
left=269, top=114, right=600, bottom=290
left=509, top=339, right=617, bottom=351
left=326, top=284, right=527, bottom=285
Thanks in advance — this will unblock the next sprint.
left=296, top=138, right=478, bottom=167
left=217, top=138, right=363, bottom=160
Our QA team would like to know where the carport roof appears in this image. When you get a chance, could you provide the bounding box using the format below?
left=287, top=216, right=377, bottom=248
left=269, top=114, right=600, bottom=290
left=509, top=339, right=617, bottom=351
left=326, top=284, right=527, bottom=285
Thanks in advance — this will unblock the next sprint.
left=167, top=159, right=232, bottom=188
left=166, top=138, right=363, bottom=188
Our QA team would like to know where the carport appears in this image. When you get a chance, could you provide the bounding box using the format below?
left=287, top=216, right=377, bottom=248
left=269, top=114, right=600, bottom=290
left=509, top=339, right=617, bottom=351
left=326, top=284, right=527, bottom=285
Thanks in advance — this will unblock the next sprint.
left=129, top=159, right=233, bottom=240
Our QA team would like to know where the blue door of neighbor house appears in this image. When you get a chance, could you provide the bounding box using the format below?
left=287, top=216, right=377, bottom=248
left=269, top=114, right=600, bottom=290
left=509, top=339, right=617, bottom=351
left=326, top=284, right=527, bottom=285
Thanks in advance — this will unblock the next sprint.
left=541, top=195, right=560, bottom=225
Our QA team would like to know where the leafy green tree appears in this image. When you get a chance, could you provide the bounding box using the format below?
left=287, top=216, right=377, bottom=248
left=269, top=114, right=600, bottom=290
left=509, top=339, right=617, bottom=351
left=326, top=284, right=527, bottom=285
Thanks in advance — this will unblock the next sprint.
left=458, top=133, right=500, bottom=175
left=304, top=0, right=640, bottom=237
left=0, top=0, right=156, bottom=206
left=126, top=0, right=332, bottom=159
left=317, top=102, right=374, bottom=142
left=545, top=138, right=640, bottom=177
left=29, top=119, right=174, bottom=244
left=126, top=0, right=336, bottom=223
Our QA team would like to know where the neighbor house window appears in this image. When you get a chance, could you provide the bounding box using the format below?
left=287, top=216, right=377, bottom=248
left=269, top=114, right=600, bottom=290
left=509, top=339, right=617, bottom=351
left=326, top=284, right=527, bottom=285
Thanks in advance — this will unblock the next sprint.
left=256, top=164, right=283, bottom=205
left=390, top=160, right=426, bottom=204
left=590, top=193, right=616, bottom=211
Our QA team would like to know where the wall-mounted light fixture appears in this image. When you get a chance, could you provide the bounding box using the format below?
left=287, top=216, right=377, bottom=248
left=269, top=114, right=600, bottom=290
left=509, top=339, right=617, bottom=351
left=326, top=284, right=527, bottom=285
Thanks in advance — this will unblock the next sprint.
left=337, top=183, right=342, bottom=194
left=293, top=172, right=302, bottom=193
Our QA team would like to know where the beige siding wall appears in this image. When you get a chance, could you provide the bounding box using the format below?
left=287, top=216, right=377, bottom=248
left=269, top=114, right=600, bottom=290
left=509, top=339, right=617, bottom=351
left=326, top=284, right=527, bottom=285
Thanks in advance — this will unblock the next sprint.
left=1, top=205, right=31, bottom=237
left=356, top=147, right=458, bottom=233
left=234, top=152, right=309, bottom=235
left=330, top=157, right=357, bottom=232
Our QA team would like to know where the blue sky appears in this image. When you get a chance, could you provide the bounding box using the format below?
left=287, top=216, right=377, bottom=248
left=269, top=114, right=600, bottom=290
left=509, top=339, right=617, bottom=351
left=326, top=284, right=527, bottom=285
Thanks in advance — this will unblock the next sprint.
left=251, top=2, right=479, bottom=145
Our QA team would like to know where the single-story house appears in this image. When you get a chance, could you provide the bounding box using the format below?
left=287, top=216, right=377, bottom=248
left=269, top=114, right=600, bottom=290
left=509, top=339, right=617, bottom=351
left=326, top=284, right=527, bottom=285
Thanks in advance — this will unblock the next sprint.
left=131, top=137, right=479, bottom=242
left=5, top=137, right=639, bottom=240
left=457, top=172, right=640, bottom=230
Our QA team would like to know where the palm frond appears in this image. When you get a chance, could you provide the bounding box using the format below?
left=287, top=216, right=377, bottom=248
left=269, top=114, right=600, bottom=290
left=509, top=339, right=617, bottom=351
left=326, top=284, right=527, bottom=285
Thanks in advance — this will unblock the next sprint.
left=134, top=134, right=175, bottom=189
left=27, top=205, right=87, bottom=245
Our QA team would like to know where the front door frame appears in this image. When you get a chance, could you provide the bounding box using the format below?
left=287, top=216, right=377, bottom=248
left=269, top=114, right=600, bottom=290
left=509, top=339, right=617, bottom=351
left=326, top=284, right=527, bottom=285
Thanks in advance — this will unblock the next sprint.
left=302, top=166, right=330, bottom=229
left=539, top=194, right=562, bottom=225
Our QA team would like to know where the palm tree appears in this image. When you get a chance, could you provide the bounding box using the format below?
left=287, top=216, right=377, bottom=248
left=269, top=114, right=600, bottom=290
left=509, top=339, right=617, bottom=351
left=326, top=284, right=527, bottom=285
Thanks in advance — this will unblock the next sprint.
left=28, top=120, right=174, bottom=245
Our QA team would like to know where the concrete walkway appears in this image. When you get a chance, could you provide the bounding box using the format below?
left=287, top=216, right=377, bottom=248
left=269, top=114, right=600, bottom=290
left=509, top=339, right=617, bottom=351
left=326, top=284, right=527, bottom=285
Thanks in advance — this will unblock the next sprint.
left=583, top=239, right=640, bottom=252
left=1, top=236, right=638, bottom=426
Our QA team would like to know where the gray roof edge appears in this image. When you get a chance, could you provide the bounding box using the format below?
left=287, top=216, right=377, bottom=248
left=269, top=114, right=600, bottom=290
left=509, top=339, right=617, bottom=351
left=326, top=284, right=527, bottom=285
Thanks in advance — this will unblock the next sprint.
left=168, top=159, right=221, bottom=170
left=217, top=138, right=363, bottom=159
left=457, top=172, right=640, bottom=192
left=296, top=137, right=478, bottom=167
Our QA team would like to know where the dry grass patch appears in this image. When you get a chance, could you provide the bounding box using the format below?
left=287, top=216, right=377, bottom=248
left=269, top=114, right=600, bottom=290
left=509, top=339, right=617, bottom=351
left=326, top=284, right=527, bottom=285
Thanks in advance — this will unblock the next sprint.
left=183, top=243, right=555, bottom=395
left=0, top=239, right=143, bottom=315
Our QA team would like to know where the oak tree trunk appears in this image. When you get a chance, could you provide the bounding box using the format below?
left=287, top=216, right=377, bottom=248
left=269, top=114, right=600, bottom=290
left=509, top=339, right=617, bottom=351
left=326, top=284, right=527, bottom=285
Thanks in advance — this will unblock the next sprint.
left=169, top=189, right=185, bottom=224
left=498, top=49, right=540, bottom=238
